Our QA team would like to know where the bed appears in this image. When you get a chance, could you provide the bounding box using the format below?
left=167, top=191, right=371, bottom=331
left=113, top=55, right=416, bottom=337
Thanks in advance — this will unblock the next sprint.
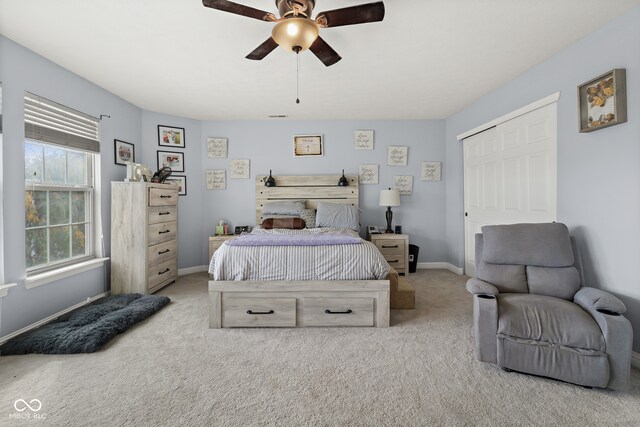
left=208, top=174, right=391, bottom=328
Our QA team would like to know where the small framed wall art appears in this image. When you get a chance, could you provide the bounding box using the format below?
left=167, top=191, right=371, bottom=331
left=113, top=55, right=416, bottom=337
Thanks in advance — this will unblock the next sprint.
left=157, top=150, right=185, bottom=172
left=421, top=161, right=441, bottom=181
left=230, top=159, right=250, bottom=179
left=293, top=134, right=323, bottom=156
left=394, top=175, right=413, bottom=195
left=164, top=175, right=187, bottom=196
left=207, top=137, right=228, bottom=158
left=358, top=164, right=379, bottom=184
left=158, top=125, right=185, bottom=148
left=206, top=169, right=226, bottom=190
left=388, top=146, right=408, bottom=166
left=114, top=139, right=135, bottom=166
left=354, top=130, right=374, bottom=150
left=578, top=69, right=627, bottom=133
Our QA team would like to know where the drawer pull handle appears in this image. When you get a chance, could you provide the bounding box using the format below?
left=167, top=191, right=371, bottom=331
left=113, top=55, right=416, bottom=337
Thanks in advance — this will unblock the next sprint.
left=158, top=268, right=170, bottom=275
left=159, top=230, right=171, bottom=234
left=246, top=310, right=274, bottom=315
left=158, top=249, right=170, bottom=254
left=159, top=212, right=171, bottom=216
left=388, top=260, right=399, bottom=263
left=160, top=195, right=172, bottom=199
left=382, top=245, right=398, bottom=248
left=325, top=309, right=353, bottom=314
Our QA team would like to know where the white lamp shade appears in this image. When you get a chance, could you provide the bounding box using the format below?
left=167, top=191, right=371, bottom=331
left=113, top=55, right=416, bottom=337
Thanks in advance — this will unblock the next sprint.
left=379, top=189, right=400, bottom=207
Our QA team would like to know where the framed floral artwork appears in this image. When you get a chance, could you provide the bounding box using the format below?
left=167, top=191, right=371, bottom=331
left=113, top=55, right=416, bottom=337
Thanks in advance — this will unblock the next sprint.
left=158, top=125, right=185, bottom=148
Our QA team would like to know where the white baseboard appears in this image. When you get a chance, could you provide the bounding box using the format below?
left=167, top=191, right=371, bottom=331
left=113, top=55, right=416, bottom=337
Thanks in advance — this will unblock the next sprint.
left=178, top=265, right=208, bottom=276
left=417, top=262, right=464, bottom=275
left=0, top=291, right=110, bottom=345
left=632, top=352, right=640, bottom=369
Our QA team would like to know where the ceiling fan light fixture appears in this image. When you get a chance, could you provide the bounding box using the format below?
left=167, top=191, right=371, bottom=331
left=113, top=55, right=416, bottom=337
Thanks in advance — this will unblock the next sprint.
left=272, top=18, right=319, bottom=52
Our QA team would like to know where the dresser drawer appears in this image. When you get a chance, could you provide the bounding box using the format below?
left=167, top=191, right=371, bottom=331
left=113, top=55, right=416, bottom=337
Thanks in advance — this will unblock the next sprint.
left=147, top=258, right=177, bottom=290
left=148, top=187, right=178, bottom=206
left=148, top=206, right=177, bottom=225
left=223, top=297, right=296, bottom=327
left=303, top=297, right=374, bottom=327
left=148, top=221, right=177, bottom=246
left=148, top=239, right=177, bottom=267
left=374, top=239, right=405, bottom=254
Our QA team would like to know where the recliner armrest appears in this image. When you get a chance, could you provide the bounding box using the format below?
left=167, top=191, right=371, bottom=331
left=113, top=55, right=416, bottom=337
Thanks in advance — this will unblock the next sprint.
left=574, top=287, right=626, bottom=315
left=466, top=278, right=499, bottom=296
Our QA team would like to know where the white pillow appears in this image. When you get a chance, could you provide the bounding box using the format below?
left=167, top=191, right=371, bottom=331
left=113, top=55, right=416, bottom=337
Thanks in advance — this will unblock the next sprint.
left=262, top=200, right=305, bottom=215
left=316, top=203, right=359, bottom=231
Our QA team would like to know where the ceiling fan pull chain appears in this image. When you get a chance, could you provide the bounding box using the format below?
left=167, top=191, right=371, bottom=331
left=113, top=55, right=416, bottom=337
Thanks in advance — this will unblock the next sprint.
left=296, top=49, right=301, bottom=104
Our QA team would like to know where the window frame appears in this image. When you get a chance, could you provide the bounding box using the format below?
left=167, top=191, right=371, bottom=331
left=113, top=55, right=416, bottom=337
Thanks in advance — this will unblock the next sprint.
left=25, top=141, right=96, bottom=275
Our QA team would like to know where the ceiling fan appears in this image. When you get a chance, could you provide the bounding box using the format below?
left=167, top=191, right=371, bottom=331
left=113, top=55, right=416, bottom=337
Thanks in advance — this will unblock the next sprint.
left=202, top=0, right=385, bottom=67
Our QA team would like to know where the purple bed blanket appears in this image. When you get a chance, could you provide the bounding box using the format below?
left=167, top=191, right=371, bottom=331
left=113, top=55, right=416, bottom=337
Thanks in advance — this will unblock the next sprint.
left=226, top=233, right=362, bottom=246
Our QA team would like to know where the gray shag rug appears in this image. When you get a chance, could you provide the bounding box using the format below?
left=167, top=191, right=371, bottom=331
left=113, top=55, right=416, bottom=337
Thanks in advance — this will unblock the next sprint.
left=0, top=293, right=170, bottom=355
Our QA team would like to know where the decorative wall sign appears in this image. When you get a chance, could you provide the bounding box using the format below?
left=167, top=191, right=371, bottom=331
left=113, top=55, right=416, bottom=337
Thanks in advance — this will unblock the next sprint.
left=358, top=164, right=379, bottom=184
left=206, top=169, right=226, bottom=190
left=114, top=139, right=134, bottom=166
left=230, top=159, right=250, bottom=179
left=421, top=161, right=442, bottom=181
left=207, top=137, right=228, bottom=158
left=354, top=130, right=374, bottom=150
left=293, top=134, right=323, bottom=156
left=394, top=175, right=413, bottom=195
left=157, top=150, right=184, bottom=172
left=387, top=146, right=408, bottom=166
left=578, top=69, right=627, bottom=133
left=158, top=125, right=185, bottom=148
left=164, top=175, right=187, bottom=196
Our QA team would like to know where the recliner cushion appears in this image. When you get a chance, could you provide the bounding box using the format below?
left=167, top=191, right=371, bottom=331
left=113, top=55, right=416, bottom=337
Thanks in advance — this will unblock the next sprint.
left=477, top=262, right=528, bottom=293
left=526, top=266, right=580, bottom=300
left=497, top=293, right=605, bottom=351
left=482, top=223, right=574, bottom=267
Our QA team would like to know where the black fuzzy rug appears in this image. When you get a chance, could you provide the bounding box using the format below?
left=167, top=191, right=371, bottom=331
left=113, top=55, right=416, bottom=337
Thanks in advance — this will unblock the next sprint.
left=0, top=294, right=170, bottom=355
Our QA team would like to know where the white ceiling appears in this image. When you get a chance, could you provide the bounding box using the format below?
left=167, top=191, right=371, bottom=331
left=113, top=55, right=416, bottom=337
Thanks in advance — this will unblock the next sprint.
left=1, top=0, right=638, bottom=120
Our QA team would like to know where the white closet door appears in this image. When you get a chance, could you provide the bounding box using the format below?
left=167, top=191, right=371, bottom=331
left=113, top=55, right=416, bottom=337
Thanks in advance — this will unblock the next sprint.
left=463, top=102, right=557, bottom=276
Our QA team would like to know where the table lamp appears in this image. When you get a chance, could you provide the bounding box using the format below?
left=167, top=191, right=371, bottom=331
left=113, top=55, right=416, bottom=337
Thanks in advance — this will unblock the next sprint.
left=379, top=188, right=400, bottom=233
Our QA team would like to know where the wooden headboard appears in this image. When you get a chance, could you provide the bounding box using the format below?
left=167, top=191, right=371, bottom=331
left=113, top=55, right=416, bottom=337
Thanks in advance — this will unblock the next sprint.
left=255, top=174, right=359, bottom=223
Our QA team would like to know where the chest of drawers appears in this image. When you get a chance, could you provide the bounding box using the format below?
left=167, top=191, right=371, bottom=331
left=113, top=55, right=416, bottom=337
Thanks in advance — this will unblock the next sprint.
left=111, top=182, right=179, bottom=294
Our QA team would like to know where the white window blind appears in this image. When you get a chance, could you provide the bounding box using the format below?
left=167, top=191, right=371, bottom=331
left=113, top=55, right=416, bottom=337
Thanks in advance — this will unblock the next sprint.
left=24, top=92, right=100, bottom=153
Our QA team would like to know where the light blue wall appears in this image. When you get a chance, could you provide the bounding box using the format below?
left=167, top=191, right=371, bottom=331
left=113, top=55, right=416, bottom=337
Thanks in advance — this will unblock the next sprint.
left=0, top=36, right=142, bottom=336
left=199, top=120, right=447, bottom=265
left=445, top=6, right=640, bottom=351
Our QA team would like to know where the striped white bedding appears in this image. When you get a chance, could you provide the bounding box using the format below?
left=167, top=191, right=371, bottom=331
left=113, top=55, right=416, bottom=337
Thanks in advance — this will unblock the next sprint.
left=208, top=227, right=390, bottom=281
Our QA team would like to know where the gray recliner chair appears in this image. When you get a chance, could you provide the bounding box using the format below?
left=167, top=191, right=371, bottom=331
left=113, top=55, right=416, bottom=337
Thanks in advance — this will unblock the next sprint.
left=466, top=223, right=632, bottom=390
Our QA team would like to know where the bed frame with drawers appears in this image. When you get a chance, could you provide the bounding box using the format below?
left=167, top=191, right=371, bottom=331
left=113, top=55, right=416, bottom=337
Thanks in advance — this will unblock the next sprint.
left=208, top=175, right=390, bottom=328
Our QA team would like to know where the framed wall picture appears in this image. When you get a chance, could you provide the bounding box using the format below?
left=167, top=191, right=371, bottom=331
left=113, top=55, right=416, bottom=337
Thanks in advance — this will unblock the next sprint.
left=157, top=150, right=185, bottom=172
left=421, top=161, right=442, bottom=181
left=164, top=175, right=187, bottom=196
left=394, top=175, right=413, bottom=195
left=358, top=164, right=379, bottom=184
left=207, top=137, right=228, bottom=158
left=158, top=125, right=185, bottom=148
left=114, top=139, right=135, bottom=166
left=578, top=69, right=627, bottom=133
left=354, top=130, right=374, bottom=150
left=230, top=159, right=250, bottom=179
left=293, top=134, right=323, bottom=156
left=206, top=169, right=226, bottom=190
left=388, top=146, right=408, bottom=166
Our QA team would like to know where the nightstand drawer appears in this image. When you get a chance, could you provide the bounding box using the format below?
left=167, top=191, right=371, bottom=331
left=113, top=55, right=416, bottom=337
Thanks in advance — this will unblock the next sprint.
left=148, top=239, right=177, bottom=267
left=385, top=257, right=405, bottom=271
left=374, top=239, right=404, bottom=251
left=148, top=206, right=177, bottom=224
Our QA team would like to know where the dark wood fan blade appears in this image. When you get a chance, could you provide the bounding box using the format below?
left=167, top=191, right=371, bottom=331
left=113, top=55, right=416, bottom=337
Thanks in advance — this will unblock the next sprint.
left=315, top=2, right=385, bottom=28
left=246, top=37, right=279, bottom=60
left=309, top=36, right=342, bottom=67
left=202, top=0, right=275, bottom=22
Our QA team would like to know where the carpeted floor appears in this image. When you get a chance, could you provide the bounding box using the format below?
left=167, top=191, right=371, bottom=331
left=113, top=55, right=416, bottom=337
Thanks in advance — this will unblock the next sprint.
left=1, top=270, right=638, bottom=426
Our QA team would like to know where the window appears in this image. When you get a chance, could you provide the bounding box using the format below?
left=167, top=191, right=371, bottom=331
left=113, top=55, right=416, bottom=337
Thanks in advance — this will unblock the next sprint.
left=23, top=93, right=100, bottom=274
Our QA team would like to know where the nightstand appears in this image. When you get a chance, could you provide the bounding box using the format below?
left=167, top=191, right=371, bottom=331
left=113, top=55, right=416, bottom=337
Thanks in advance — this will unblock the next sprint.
left=208, top=235, right=236, bottom=261
left=367, top=231, right=409, bottom=275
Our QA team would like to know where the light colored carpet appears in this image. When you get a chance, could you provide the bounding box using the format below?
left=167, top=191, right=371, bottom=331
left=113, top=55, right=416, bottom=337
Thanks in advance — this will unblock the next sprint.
left=1, top=270, right=638, bottom=426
